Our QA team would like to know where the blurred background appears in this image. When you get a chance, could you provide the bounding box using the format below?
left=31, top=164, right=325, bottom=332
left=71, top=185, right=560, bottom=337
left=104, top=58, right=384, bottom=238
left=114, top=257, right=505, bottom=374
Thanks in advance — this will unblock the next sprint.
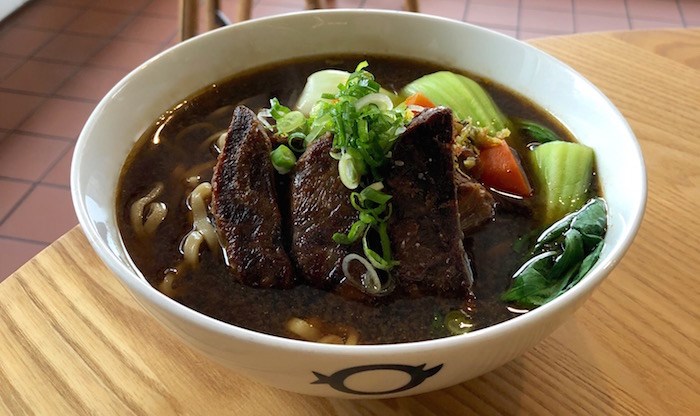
left=0, top=0, right=697, bottom=281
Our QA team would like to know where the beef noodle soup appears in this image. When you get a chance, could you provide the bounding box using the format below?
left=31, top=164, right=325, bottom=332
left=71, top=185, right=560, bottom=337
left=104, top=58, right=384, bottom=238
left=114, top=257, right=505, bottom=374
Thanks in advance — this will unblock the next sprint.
left=117, top=55, right=605, bottom=344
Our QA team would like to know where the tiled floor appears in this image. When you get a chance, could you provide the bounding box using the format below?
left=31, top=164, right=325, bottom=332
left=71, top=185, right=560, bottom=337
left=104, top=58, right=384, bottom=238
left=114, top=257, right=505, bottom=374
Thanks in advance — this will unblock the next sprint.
left=0, top=0, right=697, bottom=281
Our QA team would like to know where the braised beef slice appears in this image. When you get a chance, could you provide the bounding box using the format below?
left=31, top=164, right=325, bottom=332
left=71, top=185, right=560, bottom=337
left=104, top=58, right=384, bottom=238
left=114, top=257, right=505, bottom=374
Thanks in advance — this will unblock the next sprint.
left=456, top=172, right=496, bottom=234
left=289, top=135, right=371, bottom=301
left=212, top=105, right=294, bottom=288
left=387, top=107, right=474, bottom=298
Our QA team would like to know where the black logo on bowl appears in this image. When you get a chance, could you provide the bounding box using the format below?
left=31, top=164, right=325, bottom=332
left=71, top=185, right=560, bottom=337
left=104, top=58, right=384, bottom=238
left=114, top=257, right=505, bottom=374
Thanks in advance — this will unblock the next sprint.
left=311, top=363, right=443, bottom=395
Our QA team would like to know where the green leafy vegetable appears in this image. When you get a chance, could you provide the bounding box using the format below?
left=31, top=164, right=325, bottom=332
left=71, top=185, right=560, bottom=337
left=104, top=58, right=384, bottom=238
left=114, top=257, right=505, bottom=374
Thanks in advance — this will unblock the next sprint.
left=518, top=119, right=560, bottom=143
left=401, top=71, right=510, bottom=133
left=531, top=141, right=595, bottom=225
left=502, top=198, right=607, bottom=308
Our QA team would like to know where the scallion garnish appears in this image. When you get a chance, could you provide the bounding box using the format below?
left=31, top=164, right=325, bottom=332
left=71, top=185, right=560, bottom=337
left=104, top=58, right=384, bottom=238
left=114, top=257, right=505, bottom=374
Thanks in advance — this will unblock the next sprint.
left=265, top=62, right=411, bottom=275
left=270, top=145, right=296, bottom=174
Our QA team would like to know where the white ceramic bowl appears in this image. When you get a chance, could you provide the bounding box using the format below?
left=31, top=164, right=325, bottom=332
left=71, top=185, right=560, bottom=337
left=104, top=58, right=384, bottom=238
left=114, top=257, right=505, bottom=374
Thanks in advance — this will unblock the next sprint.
left=71, top=10, right=646, bottom=398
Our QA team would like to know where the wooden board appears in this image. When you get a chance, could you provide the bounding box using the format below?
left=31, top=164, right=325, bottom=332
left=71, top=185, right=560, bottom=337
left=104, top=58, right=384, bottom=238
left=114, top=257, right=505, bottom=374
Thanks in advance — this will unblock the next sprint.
left=1, top=29, right=699, bottom=415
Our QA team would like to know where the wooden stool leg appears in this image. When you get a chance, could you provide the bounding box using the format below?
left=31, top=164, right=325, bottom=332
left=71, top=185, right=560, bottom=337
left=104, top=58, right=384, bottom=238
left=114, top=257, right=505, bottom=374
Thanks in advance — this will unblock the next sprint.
left=404, top=0, right=418, bottom=12
left=238, top=0, right=252, bottom=21
left=306, top=0, right=321, bottom=9
left=205, top=0, right=220, bottom=31
left=179, top=0, right=198, bottom=41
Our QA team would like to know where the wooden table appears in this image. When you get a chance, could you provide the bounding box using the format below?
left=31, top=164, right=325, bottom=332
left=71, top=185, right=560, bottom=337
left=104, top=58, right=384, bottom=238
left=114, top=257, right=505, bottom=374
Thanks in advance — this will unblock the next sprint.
left=1, top=29, right=698, bottom=415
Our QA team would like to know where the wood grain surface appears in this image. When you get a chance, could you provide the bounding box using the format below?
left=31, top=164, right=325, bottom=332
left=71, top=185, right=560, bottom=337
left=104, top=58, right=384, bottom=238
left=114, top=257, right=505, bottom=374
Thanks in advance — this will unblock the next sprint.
left=1, top=29, right=699, bottom=415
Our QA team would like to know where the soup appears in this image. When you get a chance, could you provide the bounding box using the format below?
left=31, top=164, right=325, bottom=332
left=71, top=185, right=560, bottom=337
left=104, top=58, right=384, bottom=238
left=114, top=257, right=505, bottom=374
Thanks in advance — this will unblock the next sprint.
left=117, top=55, right=605, bottom=344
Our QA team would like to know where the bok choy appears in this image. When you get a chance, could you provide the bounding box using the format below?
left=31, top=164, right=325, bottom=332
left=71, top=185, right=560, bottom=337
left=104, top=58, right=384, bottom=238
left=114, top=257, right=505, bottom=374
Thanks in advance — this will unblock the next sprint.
left=401, top=71, right=510, bottom=134
left=502, top=198, right=607, bottom=308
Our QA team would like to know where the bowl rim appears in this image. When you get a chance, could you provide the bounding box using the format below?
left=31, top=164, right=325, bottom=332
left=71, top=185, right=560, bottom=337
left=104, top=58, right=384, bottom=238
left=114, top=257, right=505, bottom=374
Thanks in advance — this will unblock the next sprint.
left=71, top=9, right=647, bottom=354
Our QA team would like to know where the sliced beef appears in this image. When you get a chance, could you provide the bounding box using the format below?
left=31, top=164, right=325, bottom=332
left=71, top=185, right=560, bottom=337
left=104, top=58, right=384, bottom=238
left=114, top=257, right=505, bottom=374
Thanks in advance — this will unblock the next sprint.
left=386, top=107, right=474, bottom=298
left=455, top=172, right=496, bottom=234
left=289, top=135, right=371, bottom=301
left=212, top=105, right=294, bottom=288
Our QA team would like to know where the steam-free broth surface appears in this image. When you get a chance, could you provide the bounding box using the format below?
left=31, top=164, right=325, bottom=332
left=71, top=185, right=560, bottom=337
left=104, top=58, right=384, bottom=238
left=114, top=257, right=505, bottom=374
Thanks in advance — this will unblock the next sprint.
left=118, top=55, right=579, bottom=344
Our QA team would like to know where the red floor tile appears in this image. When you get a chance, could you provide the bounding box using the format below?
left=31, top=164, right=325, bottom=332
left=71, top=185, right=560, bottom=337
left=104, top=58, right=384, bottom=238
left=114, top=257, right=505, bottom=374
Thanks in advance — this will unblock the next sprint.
left=88, top=39, right=162, bottom=70
left=326, top=0, right=364, bottom=8
left=575, top=13, right=630, bottom=32
left=43, top=0, right=94, bottom=6
left=251, top=3, right=305, bottom=19
left=467, top=4, right=519, bottom=28
left=487, top=27, right=518, bottom=38
left=64, top=9, right=132, bottom=37
left=0, top=27, right=54, bottom=57
left=142, top=0, right=180, bottom=18
left=362, top=0, right=403, bottom=11
left=0, top=59, right=78, bottom=94
left=42, top=145, right=74, bottom=187
left=56, top=66, right=127, bottom=101
left=33, top=33, right=106, bottom=64
left=0, top=184, right=77, bottom=243
left=627, top=0, right=682, bottom=23
left=523, top=0, right=572, bottom=12
left=0, top=179, right=31, bottom=220
left=520, top=8, right=574, bottom=33
left=471, top=0, right=518, bottom=7
left=0, top=133, right=69, bottom=181
left=0, top=92, right=44, bottom=130
left=18, top=98, right=96, bottom=140
left=680, top=0, right=700, bottom=25
left=12, top=4, right=82, bottom=31
left=575, top=0, right=627, bottom=16
left=0, top=55, right=22, bottom=79
left=420, top=0, right=466, bottom=20
left=117, top=15, right=178, bottom=43
left=0, top=237, right=46, bottom=282
left=90, top=0, right=151, bottom=14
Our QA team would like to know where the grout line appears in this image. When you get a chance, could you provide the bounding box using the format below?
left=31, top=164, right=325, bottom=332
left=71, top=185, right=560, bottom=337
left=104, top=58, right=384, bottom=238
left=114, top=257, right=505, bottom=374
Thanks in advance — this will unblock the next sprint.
left=0, top=86, right=99, bottom=103
left=8, top=130, right=77, bottom=143
left=0, top=234, right=51, bottom=247
left=0, top=176, right=34, bottom=185
left=676, top=0, right=687, bottom=27
left=0, top=174, right=72, bottom=191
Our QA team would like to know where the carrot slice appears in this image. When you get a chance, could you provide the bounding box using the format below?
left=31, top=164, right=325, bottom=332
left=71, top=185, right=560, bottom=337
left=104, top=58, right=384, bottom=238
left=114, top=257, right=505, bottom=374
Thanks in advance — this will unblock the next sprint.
left=404, top=92, right=435, bottom=108
left=478, top=141, right=532, bottom=197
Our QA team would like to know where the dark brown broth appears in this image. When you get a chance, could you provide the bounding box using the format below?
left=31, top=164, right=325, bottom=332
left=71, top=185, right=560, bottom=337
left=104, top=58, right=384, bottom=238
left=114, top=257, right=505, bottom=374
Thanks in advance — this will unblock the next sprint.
left=117, top=55, right=577, bottom=344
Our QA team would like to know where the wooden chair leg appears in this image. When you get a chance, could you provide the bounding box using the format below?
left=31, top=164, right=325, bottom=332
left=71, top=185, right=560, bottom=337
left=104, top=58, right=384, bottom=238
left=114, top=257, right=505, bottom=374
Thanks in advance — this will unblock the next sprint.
left=306, top=0, right=321, bottom=9
left=238, top=0, right=252, bottom=21
left=179, top=0, right=198, bottom=41
left=205, top=0, right=220, bottom=31
left=404, top=0, right=418, bottom=12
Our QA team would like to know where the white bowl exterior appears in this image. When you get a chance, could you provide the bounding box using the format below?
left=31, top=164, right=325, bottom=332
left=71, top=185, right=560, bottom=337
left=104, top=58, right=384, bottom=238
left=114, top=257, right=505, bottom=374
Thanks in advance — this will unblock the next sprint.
left=72, top=10, right=646, bottom=398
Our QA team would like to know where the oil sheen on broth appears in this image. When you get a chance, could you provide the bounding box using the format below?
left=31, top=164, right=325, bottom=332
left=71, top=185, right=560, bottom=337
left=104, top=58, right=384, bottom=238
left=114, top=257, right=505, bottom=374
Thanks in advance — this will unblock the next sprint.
left=117, top=55, right=580, bottom=344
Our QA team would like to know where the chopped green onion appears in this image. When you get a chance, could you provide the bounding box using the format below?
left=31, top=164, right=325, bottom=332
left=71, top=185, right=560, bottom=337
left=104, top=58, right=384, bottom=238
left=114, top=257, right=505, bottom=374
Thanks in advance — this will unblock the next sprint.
left=287, top=132, right=307, bottom=153
left=270, top=145, right=296, bottom=174
left=332, top=220, right=367, bottom=245
left=276, top=111, right=305, bottom=135
left=338, top=152, right=360, bottom=189
left=267, top=62, right=408, bottom=272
